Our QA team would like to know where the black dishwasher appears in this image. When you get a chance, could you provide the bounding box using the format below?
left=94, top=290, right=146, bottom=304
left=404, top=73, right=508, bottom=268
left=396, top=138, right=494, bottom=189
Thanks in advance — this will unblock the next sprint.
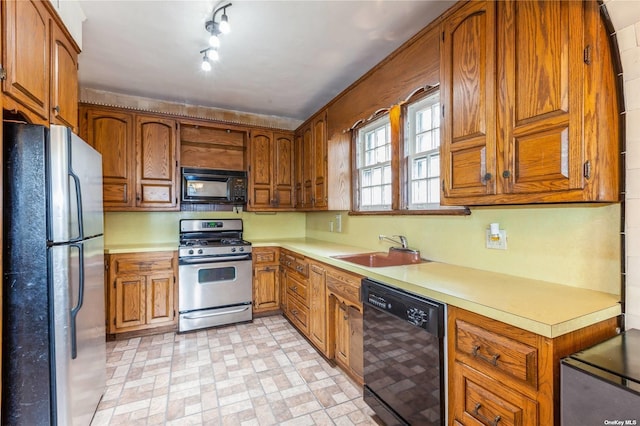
left=362, top=278, right=445, bottom=425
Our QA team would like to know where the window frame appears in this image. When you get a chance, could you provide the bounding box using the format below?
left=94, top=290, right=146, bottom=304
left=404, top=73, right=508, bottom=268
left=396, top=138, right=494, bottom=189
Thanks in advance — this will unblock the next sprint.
left=350, top=86, right=469, bottom=216
left=354, top=113, right=393, bottom=211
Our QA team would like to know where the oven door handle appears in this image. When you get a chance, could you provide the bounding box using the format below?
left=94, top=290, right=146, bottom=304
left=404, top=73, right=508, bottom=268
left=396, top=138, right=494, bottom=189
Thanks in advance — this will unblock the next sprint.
left=183, top=306, right=251, bottom=319
left=179, top=254, right=252, bottom=265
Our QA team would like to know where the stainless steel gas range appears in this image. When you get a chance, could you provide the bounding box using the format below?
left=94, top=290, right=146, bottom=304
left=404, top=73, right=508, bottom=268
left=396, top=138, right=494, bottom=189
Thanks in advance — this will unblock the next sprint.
left=178, top=219, right=252, bottom=332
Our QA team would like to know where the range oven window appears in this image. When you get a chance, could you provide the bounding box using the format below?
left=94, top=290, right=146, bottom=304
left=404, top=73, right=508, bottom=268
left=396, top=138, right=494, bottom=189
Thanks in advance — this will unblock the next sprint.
left=198, top=266, right=236, bottom=283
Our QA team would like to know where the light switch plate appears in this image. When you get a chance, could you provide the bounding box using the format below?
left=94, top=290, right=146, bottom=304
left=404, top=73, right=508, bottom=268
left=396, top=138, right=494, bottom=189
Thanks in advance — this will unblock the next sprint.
left=485, top=229, right=507, bottom=250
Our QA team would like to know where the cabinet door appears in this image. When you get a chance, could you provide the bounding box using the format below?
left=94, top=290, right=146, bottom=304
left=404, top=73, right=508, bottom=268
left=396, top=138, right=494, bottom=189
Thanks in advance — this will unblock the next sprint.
left=50, top=22, right=78, bottom=129
left=308, top=264, right=327, bottom=354
left=348, top=305, right=363, bottom=382
left=302, top=126, right=314, bottom=209
left=146, top=272, right=175, bottom=325
left=2, top=0, right=50, bottom=120
left=312, top=113, right=328, bottom=208
left=499, top=0, right=584, bottom=195
left=273, top=132, right=295, bottom=209
left=334, top=299, right=350, bottom=368
left=83, top=108, right=135, bottom=209
left=441, top=0, right=497, bottom=199
left=253, top=265, right=280, bottom=313
left=249, top=130, right=274, bottom=210
left=135, top=116, right=178, bottom=209
left=294, top=133, right=305, bottom=209
left=112, top=275, right=146, bottom=331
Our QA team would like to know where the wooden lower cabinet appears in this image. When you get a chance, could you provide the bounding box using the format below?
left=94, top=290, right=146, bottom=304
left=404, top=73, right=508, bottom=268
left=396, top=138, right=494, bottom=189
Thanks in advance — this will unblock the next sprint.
left=308, top=262, right=328, bottom=355
left=107, top=251, right=178, bottom=335
left=448, top=306, right=618, bottom=426
left=326, top=267, right=364, bottom=385
left=252, top=247, right=280, bottom=314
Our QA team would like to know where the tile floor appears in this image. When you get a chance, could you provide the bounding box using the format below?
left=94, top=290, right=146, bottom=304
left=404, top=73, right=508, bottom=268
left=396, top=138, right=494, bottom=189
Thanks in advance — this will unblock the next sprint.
left=91, top=315, right=378, bottom=425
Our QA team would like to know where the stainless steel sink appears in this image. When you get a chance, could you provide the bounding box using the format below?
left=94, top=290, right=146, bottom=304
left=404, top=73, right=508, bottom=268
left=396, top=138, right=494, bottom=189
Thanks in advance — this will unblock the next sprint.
left=331, top=249, right=427, bottom=267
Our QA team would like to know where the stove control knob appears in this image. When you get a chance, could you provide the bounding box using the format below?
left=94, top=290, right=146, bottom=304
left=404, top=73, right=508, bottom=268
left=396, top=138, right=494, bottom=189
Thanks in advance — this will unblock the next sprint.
left=239, top=247, right=245, bottom=252
left=188, top=249, right=194, bottom=255
left=197, top=249, right=203, bottom=255
left=231, top=247, right=237, bottom=252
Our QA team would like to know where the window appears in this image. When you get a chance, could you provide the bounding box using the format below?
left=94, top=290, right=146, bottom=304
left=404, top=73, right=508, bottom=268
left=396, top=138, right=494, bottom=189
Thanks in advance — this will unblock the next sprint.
left=405, top=93, right=440, bottom=209
left=356, top=115, right=392, bottom=210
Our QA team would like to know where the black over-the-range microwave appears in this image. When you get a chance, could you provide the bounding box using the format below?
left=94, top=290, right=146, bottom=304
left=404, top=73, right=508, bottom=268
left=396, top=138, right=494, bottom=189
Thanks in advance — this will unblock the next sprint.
left=181, top=167, right=248, bottom=205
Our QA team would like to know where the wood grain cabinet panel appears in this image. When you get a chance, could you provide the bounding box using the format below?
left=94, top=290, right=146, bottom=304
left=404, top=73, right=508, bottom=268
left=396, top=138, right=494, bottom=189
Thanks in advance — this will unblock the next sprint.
left=441, top=0, right=620, bottom=205
left=50, top=22, right=78, bottom=129
left=448, top=306, right=618, bottom=425
left=308, top=262, right=328, bottom=355
left=81, top=108, right=135, bottom=208
left=313, top=113, right=328, bottom=208
left=81, top=105, right=180, bottom=211
left=136, top=116, right=179, bottom=209
left=252, top=247, right=281, bottom=315
left=441, top=0, right=497, bottom=198
left=2, top=0, right=50, bottom=122
left=107, top=251, right=178, bottom=335
left=248, top=130, right=295, bottom=211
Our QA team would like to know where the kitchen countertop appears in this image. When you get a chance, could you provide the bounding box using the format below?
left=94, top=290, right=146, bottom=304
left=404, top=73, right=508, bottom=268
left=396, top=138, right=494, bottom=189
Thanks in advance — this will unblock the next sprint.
left=251, top=238, right=621, bottom=339
left=104, top=243, right=178, bottom=254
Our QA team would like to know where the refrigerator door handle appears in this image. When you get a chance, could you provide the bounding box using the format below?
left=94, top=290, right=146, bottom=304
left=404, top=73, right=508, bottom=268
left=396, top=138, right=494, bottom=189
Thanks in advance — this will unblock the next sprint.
left=68, top=143, right=85, bottom=241
left=69, top=243, right=85, bottom=359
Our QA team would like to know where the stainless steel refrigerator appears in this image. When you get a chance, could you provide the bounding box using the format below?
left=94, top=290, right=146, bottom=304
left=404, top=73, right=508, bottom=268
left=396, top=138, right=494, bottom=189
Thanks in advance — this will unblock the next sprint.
left=2, top=122, right=106, bottom=425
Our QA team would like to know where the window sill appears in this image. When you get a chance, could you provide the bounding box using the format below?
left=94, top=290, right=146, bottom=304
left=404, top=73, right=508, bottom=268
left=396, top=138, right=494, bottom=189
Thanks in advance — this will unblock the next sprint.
left=349, top=207, right=470, bottom=216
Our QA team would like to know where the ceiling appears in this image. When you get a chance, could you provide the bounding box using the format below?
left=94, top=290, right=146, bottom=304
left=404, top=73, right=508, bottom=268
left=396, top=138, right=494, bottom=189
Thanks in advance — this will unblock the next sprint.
left=77, top=0, right=454, bottom=121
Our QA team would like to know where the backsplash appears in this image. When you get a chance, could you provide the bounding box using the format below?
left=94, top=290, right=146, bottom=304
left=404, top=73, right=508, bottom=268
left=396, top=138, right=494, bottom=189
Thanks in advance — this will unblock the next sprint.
left=104, top=211, right=306, bottom=245
left=306, top=205, right=621, bottom=295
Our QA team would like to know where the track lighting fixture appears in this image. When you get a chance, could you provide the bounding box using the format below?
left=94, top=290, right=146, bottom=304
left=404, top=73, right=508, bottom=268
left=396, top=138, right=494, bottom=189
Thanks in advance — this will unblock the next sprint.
left=200, top=2, right=232, bottom=71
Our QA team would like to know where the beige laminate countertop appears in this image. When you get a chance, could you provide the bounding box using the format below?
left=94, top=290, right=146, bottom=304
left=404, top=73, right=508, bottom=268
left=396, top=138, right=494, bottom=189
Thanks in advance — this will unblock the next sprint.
left=104, top=243, right=178, bottom=254
left=251, top=238, right=621, bottom=339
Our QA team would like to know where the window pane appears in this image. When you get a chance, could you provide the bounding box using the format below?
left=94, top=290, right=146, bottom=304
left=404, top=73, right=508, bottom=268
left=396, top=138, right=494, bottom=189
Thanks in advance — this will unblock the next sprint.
left=362, top=187, right=371, bottom=205
left=413, top=157, right=426, bottom=179
left=376, top=127, right=387, bottom=146
left=433, top=128, right=440, bottom=148
left=372, top=186, right=382, bottom=205
left=383, top=184, right=391, bottom=205
left=366, top=132, right=375, bottom=150
left=429, top=154, right=439, bottom=178
left=383, top=165, right=391, bottom=183
left=412, top=180, right=427, bottom=204
left=428, top=178, right=440, bottom=203
left=432, top=103, right=440, bottom=128
left=372, top=167, right=382, bottom=185
left=362, top=169, right=372, bottom=186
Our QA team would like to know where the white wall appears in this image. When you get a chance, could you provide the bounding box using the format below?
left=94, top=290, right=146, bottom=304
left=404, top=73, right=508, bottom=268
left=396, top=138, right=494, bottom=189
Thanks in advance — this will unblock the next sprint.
left=605, top=0, right=640, bottom=329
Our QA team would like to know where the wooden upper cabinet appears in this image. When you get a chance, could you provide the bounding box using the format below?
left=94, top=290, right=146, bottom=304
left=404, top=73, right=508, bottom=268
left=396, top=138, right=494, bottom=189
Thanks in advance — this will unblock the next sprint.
left=295, top=109, right=332, bottom=210
left=274, top=132, right=295, bottom=209
left=50, top=22, right=78, bottom=129
left=247, top=130, right=295, bottom=211
left=302, top=125, right=314, bottom=209
left=441, top=0, right=620, bottom=205
left=499, top=0, right=584, bottom=195
left=81, top=107, right=135, bottom=209
left=313, top=112, right=328, bottom=208
left=441, top=0, right=497, bottom=199
left=248, top=130, right=273, bottom=209
left=2, top=0, right=50, bottom=122
left=135, top=116, right=179, bottom=210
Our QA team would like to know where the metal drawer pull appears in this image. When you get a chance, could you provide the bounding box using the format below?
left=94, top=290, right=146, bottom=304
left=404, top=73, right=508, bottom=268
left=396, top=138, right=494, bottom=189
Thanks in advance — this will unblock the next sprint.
left=472, top=345, right=500, bottom=366
left=183, top=306, right=249, bottom=319
left=290, top=285, right=298, bottom=292
left=472, top=403, right=501, bottom=426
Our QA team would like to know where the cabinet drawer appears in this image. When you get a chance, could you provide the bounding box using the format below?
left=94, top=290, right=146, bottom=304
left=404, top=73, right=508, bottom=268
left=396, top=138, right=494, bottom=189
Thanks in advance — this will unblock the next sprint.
left=294, top=258, right=309, bottom=277
left=454, top=363, right=538, bottom=426
left=253, top=248, right=278, bottom=264
left=326, top=271, right=361, bottom=307
left=286, top=275, right=309, bottom=306
left=455, top=319, right=538, bottom=389
left=286, top=292, right=309, bottom=334
left=112, top=253, right=175, bottom=274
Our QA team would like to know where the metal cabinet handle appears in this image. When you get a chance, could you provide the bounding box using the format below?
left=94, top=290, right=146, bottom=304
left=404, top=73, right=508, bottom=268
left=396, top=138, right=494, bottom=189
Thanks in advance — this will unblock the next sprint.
left=53, top=105, right=60, bottom=115
left=502, top=170, right=511, bottom=178
left=483, top=173, right=493, bottom=183
left=472, top=403, right=501, bottom=426
left=290, top=285, right=298, bottom=292
left=472, top=345, right=500, bottom=366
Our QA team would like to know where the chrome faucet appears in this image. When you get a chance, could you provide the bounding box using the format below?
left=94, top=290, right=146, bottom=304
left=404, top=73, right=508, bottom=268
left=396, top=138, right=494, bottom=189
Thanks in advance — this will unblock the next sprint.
left=379, top=234, right=409, bottom=249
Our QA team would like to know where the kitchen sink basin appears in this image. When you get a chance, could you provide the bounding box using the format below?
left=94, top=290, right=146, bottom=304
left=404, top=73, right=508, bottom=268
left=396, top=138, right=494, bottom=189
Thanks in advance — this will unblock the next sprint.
left=331, top=249, right=426, bottom=268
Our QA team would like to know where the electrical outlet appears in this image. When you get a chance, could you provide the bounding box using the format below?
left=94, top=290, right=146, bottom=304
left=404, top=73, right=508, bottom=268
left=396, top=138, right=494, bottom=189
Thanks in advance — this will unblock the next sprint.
left=335, top=214, right=342, bottom=233
left=485, top=229, right=507, bottom=250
